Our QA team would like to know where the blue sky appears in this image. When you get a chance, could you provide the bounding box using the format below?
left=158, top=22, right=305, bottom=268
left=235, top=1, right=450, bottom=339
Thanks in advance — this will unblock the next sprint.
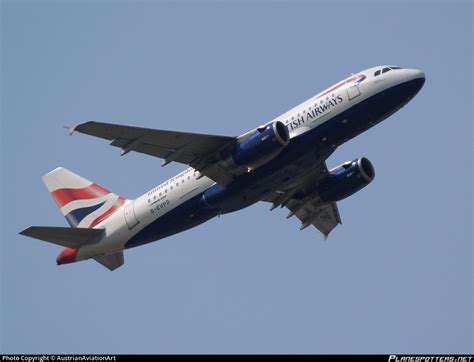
left=2, top=0, right=472, bottom=354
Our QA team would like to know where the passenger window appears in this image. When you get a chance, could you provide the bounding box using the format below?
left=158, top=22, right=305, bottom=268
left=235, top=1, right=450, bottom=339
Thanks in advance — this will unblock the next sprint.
left=374, top=70, right=381, bottom=76
left=382, top=67, right=391, bottom=74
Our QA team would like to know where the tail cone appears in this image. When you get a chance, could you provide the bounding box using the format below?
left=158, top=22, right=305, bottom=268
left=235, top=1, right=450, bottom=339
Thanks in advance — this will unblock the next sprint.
left=56, top=247, right=78, bottom=265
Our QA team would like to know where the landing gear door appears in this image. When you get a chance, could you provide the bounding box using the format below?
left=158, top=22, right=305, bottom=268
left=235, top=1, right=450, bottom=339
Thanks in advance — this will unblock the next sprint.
left=124, top=201, right=139, bottom=230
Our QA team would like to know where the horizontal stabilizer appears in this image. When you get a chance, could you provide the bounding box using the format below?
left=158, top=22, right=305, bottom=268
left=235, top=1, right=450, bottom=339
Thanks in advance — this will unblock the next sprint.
left=19, top=226, right=104, bottom=248
left=94, top=251, right=124, bottom=271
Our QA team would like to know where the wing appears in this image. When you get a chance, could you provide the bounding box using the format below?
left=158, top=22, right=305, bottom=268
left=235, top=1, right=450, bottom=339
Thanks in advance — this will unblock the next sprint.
left=262, top=162, right=342, bottom=238
left=70, top=121, right=237, bottom=185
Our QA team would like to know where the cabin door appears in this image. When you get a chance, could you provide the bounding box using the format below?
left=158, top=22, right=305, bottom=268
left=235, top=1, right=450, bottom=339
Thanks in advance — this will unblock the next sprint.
left=124, top=201, right=139, bottom=230
left=346, top=80, right=361, bottom=100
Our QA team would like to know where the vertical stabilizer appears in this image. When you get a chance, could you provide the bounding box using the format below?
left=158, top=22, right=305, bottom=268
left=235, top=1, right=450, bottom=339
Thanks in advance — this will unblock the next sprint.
left=42, top=167, right=126, bottom=228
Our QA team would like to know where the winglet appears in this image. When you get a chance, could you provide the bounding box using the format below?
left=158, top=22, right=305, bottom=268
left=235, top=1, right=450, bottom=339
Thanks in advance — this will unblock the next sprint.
left=64, top=124, right=77, bottom=136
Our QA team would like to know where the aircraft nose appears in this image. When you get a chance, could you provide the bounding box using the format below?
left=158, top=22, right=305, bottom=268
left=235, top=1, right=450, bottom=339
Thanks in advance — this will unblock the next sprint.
left=404, top=68, right=425, bottom=95
left=405, top=68, right=425, bottom=82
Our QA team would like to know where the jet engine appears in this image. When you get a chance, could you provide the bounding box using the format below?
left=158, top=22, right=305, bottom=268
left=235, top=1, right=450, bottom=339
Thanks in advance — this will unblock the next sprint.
left=223, top=121, right=290, bottom=172
left=318, top=157, right=375, bottom=202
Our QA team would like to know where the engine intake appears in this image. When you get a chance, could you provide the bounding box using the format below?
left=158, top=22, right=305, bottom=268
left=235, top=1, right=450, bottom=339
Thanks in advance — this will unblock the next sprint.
left=225, top=121, right=290, bottom=171
left=318, top=157, right=375, bottom=203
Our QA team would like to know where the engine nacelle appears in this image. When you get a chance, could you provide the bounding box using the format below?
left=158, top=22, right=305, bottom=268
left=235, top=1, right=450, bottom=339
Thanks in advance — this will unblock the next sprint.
left=225, top=121, right=290, bottom=171
left=318, top=157, right=375, bottom=203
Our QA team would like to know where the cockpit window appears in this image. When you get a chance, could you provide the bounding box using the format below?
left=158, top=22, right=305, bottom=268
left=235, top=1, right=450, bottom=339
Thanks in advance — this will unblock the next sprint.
left=375, top=66, right=401, bottom=76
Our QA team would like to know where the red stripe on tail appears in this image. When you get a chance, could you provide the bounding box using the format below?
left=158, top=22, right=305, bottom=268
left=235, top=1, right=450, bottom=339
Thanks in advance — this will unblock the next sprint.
left=88, top=197, right=126, bottom=228
left=51, top=184, right=111, bottom=208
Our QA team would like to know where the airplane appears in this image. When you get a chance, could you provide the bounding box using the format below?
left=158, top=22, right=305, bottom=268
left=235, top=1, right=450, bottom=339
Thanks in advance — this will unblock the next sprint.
left=20, top=65, right=425, bottom=271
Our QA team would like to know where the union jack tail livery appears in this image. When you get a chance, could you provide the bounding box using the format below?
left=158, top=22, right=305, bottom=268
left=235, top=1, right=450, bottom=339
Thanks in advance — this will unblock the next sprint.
left=42, top=167, right=126, bottom=228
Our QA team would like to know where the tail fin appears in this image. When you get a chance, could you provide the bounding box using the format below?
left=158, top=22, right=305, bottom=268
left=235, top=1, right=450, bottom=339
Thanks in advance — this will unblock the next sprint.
left=43, top=167, right=126, bottom=228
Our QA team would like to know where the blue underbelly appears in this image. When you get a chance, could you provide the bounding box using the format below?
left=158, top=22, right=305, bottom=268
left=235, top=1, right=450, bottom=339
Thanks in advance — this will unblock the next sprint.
left=125, top=193, right=217, bottom=249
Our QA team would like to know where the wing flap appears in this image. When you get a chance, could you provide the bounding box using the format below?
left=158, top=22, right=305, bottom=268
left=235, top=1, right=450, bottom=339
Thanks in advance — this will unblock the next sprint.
left=292, top=201, right=341, bottom=238
left=19, top=226, right=104, bottom=248
left=263, top=160, right=342, bottom=238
